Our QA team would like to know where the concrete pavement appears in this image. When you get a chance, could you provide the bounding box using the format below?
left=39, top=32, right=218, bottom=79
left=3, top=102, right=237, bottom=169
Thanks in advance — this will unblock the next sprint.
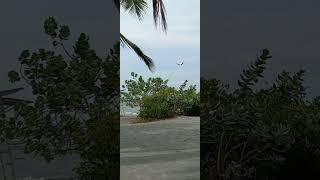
left=120, top=116, right=200, bottom=180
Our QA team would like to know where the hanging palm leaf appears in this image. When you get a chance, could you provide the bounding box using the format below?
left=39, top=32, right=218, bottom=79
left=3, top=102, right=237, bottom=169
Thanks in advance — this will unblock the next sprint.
left=116, top=0, right=168, bottom=71
left=0, top=88, right=24, bottom=97
left=152, top=0, right=167, bottom=32
left=120, top=33, right=154, bottom=71
left=0, top=88, right=32, bottom=115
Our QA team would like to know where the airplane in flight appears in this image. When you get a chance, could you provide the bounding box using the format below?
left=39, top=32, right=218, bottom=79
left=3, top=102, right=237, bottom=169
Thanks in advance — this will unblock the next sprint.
left=176, top=59, right=184, bottom=66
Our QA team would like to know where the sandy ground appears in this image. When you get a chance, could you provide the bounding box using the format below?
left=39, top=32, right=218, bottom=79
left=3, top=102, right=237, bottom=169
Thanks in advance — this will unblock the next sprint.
left=120, top=116, right=200, bottom=180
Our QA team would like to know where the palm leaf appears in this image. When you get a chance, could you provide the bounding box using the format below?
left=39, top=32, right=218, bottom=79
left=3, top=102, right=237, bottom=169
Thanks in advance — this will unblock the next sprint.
left=119, top=0, right=168, bottom=31
left=152, top=0, right=167, bottom=32
left=120, top=0, right=148, bottom=20
left=120, top=33, right=155, bottom=71
left=114, top=0, right=120, bottom=10
left=2, top=98, right=33, bottom=105
left=0, top=88, right=24, bottom=97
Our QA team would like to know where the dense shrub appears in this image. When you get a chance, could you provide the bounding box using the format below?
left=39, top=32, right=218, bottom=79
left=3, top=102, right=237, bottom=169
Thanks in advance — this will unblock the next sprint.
left=121, top=74, right=200, bottom=119
left=4, top=18, right=120, bottom=179
left=201, top=49, right=320, bottom=180
left=176, top=81, right=200, bottom=116
left=183, top=100, right=200, bottom=116
left=138, top=88, right=176, bottom=119
left=121, top=72, right=169, bottom=108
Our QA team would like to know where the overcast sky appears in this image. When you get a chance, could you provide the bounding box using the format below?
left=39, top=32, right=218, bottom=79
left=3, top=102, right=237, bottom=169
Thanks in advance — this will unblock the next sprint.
left=120, top=0, right=200, bottom=89
left=0, top=0, right=118, bottom=99
left=202, top=0, right=320, bottom=98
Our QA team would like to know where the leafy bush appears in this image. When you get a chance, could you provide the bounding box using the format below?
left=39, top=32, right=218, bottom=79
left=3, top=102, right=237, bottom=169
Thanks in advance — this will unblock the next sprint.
left=201, top=49, right=320, bottom=179
left=121, top=74, right=200, bottom=119
left=176, top=81, right=200, bottom=116
left=4, top=17, right=120, bottom=179
left=121, top=72, right=169, bottom=107
left=138, top=88, right=176, bottom=119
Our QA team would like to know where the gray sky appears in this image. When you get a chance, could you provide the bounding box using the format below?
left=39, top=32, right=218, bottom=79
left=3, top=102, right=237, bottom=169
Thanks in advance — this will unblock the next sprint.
left=120, top=0, right=200, bottom=89
left=0, top=0, right=118, bottom=95
left=202, top=0, right=320, bottom=97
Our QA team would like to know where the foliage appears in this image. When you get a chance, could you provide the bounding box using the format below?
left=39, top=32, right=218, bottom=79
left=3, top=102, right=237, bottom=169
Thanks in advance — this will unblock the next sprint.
left=118, top=0, right=167, bottom=70
left=138, top=88, right=176, bottom=119
left=120, top=34, right=154, bottom=71
left=120, top=0, right=167, bottom=31
left=201, top=49, right=320, bottom=180
left=121, top=73, right=200, bottom=119
left=176, top=80, right=200, bottom=116
left=121, top=72, right=169, bottom=107
left=5, top=17, right=120, bottom=179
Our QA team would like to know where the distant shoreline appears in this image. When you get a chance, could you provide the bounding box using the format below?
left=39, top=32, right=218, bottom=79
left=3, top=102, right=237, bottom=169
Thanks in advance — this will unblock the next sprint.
left=120, top=104, right=139, bottom=116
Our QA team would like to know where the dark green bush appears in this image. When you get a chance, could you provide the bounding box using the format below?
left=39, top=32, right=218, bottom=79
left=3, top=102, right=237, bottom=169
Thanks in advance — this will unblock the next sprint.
left=4, top=18, right=120, bottom=179
left=177, top=83, right=200, bottom=116
left=183, top=100, right=200, bottom=116
left=201, top=49, right=320, bottom=180
left=122, top=74, right=200, bottom=119
left=138, top=89, right=175, bottom=119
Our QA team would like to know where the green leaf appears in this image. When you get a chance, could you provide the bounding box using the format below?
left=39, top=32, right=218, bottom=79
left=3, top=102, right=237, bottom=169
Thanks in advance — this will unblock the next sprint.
left=8, top=71, right=21, bottom=83
left=44, top=17, right=58, bottom=38
left=59, top=25, right=71, bottom=40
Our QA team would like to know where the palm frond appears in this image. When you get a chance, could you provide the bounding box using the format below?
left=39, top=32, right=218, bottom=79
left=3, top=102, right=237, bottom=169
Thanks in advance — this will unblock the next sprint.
left=120, top=0, right=148, bottom=20
left=120, top=33, right=155, bottom=71
left=2, top=97, right=33, bottom=105
left=0, top=88, right=24, bottom=97
left=114, top=0, right=120, bottom=10
left=152, top=0, right=167, bottom=32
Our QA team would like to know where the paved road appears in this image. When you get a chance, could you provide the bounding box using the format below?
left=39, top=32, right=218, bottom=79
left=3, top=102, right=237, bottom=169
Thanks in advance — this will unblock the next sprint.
left=120, top=116, right=200, bottom=180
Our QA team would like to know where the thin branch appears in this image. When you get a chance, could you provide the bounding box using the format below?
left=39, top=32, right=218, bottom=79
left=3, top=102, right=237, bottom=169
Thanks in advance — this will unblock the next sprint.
left=58, top=41, right=75, bottom=60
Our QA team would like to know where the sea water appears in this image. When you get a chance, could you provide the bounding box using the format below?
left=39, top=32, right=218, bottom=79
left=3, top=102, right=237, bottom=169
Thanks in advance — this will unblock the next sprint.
left=120, top=104, right=139, bottom=116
